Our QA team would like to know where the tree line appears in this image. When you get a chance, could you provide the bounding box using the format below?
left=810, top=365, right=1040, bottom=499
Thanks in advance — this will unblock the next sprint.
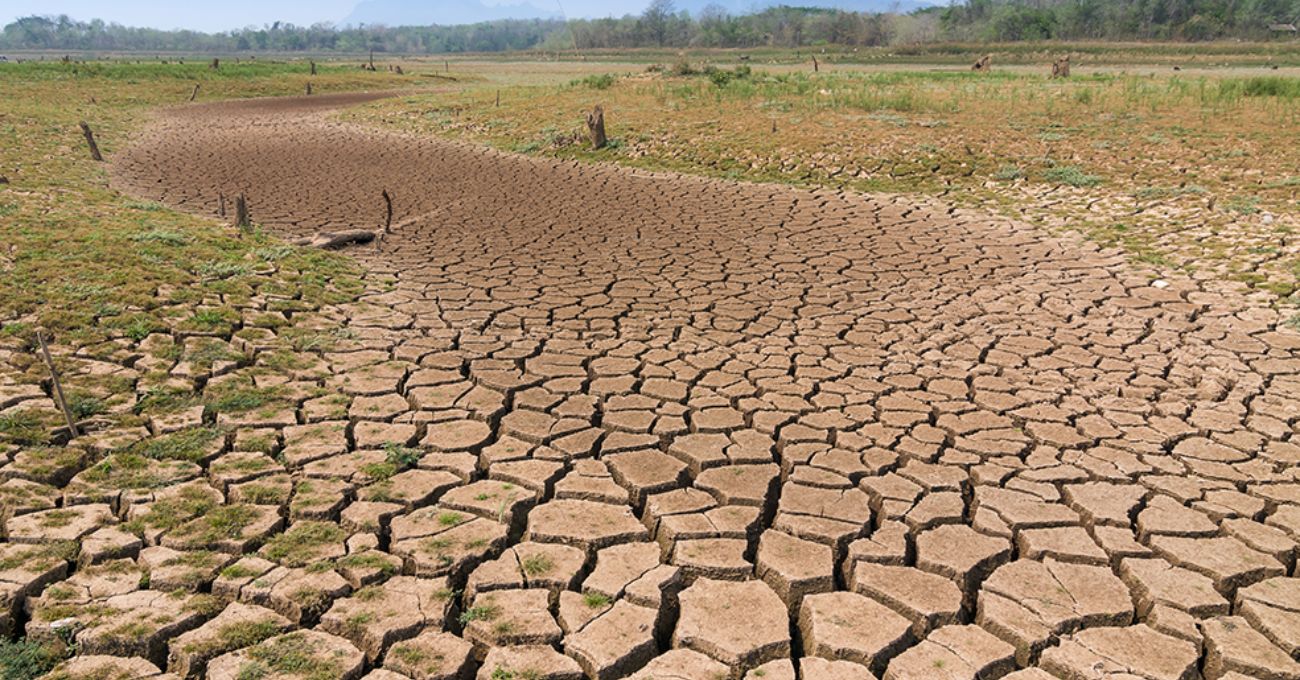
left=2, top=0, right=1297, bottom=54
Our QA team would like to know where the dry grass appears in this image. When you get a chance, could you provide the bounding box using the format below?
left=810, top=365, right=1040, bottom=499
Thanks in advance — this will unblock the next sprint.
left=0, top=60, right=416, bottom=343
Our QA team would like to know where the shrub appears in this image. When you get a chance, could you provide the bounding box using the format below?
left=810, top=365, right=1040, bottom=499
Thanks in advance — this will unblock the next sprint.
left=1043, top=165, right=1102, bottom=187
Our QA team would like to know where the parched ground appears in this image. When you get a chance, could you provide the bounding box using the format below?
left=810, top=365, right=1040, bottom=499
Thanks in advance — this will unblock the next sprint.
left=13, top=91, right=1300, bottom=679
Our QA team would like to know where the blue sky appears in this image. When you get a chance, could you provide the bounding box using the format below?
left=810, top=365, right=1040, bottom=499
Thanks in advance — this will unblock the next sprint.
left=0, top=0, right=652, bottom=32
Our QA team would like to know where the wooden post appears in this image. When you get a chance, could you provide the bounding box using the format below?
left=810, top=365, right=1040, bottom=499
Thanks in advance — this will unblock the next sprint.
left=382, top=189, right=393, bottom=231
left=36, top=331, right=78, bottom=440
left=310, top=60, right=317, bottom=75
left=585, top=105, right=607, bottom=150
left=812, top=56, right=819, bottom=72
left=210, top=57, right=219, bottom=70
left=306, top=82, right=312, bottom=96
left=495, top=90, right=500, bottom=107
left=369, top=49, right=375, bottom=71
left=234, top=194, right=249, bottom=228
left=189, top=83, right=200, bottom=101
left=79, top=121, right=103, bottom=161
left=771, top=118, right=777, bottom=134
left=445, top=60, right=449, bottom=73
left=219, top=192, right=226, bottom=217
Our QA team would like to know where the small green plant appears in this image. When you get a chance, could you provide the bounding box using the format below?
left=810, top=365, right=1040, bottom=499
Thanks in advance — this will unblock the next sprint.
left=0, top=638, right=61, bottom=679
left=1043, top=165, right=1102, bottom=187
left=582, top=592, right=611, bottom=608
left=1224, top=195, right=1259, bottom=214
left=992, top=164, right=1023, bottom=181
left=383, top=442, right=421, bottom=469
left=520, top=554, right=553, bottom=576
left=459, top=602, right=501, bottom=625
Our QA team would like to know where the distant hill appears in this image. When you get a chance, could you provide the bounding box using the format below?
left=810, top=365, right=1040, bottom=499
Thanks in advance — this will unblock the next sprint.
left=342, top=0, right=937, bottom=27
left=342, top=0, right=561, bottom=27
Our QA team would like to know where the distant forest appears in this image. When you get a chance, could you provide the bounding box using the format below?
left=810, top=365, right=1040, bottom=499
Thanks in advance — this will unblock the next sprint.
left=2, top=0, right=1298, bottom=54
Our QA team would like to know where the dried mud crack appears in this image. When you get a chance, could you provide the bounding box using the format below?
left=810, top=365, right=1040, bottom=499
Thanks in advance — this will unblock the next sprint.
left=15, top=92, right=1299, bottom=679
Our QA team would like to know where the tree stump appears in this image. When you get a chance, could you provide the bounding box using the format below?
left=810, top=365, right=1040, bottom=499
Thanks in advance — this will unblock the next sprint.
left=210, top=58, right=219, bottom=70
left=234, top=194, right=249, bottom=229
left=1051, top=55, right=1071, bottom=78
left=586, top=106, right=607, bottom=150
left=79, top=122, right=103, bottom=161
left=189, top=83, right=200, bottom=101
left=972, top=54, right=991, bottom=72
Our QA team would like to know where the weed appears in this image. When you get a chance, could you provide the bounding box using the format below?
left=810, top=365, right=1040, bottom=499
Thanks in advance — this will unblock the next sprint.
left=582, top=592, right=612, bottom=608
left=1043, top=165, right=1103, bottom=187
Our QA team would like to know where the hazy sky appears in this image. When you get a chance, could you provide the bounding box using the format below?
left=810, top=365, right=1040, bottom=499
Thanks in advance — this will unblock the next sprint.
left=0, top=0, right=650, bottom=32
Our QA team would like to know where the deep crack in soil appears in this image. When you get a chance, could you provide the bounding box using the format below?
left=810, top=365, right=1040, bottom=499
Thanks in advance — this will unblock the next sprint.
left=89, top=92, right=1300, bottom=679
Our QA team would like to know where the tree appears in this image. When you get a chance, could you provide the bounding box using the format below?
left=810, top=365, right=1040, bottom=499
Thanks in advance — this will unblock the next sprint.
left=640, top=0, right=675, bottom=46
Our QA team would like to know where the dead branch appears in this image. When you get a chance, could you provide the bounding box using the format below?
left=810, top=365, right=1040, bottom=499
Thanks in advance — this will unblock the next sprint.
left=36, top=331, right=78, bottom=439
left=79, top=121, right=103, bottom=161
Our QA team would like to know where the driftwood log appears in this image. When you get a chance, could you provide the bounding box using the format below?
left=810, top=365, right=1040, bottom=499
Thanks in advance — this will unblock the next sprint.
left=79, top=122, right=103, bottom=161
left=586, top=105, right=607, bottom=150
left=292, top=230, right=376, bottom=249
left=1051, top=55, right=1071, bottom=78
left=972, top=54, right=991, bottom=72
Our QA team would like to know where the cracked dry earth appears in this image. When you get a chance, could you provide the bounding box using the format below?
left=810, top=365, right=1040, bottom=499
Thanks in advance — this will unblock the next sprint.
left=17, top=90, right=1300, bottom=680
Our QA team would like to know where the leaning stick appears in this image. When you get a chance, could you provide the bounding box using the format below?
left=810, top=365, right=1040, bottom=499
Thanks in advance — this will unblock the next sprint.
left=36, top=331, right=78, bottom=439
left=79, top=121, right=103, bottom=161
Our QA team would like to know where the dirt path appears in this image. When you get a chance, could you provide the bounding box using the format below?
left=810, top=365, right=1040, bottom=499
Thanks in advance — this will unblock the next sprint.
left=105, top=93, right=1300, bottom=679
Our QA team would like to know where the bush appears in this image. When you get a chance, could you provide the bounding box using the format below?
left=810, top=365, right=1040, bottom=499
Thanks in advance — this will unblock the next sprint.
left=0, top=638, right=60, bottom=680
left=574, top=73, right=616, bottom=90
left=1044, top=165, right=1102, bottom=187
